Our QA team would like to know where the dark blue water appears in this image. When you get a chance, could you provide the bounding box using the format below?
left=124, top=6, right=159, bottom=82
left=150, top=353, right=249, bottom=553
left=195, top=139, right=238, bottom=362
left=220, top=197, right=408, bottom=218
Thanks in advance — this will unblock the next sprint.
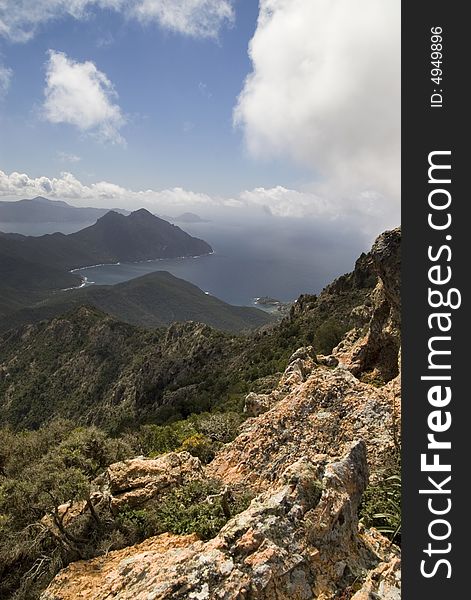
left=74, top=220, right=367, bottom=306
left=1, top=218, right=368, bottom=306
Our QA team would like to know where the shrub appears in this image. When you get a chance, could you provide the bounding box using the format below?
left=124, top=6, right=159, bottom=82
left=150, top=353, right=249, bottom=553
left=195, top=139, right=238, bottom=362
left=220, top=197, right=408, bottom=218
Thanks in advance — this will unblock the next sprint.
left=56, top=426, right=134, bottom=478
left=115, top=507, right=153, bottom=541
left=315, top=318, right=346, bottom=355
left=144, top=479, right=252, bottom=540
left=134, top=420, right=198, bottom=457
left=191, top=412, right=243, bottom=443
left=360, top=473, right=401, bottom=545
left=179, top=433, right=215, bottom=464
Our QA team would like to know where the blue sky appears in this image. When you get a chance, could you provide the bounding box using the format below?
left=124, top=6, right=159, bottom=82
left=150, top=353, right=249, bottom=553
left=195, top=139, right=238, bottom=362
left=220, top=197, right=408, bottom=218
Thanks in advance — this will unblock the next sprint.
left=1, top=2, right=309, bottom=194
left=0, top=0, right=400, bottom=237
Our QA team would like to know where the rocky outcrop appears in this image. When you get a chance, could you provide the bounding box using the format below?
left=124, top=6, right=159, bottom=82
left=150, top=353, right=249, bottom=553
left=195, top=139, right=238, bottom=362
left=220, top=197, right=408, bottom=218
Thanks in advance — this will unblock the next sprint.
left=93, top=452, right=205, bottom=510
left=243, top=347, right=317, bottom=417
left=333, top=228, right=401, bottom=383
left=351, top=557, right=401, bottom=600
left=42, top=452, right=206, bottom=536
left=42, top=443, right=398, bottom=600
left=243, top=392, right=275, bottom=417
left=209, top=360, right=399, bottom=491
left=370, top=229, right=401, bottom=326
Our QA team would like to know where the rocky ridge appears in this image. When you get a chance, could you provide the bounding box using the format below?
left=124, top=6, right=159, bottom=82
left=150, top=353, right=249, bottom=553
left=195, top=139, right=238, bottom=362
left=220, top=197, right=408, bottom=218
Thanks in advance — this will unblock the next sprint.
left=41, top=228, right=401, bottom=600
left=44, top=443, right=400, bottom=600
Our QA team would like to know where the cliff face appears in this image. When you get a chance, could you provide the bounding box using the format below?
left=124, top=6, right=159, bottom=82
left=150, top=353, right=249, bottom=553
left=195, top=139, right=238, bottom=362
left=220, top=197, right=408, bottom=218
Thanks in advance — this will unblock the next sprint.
left=41, top=228, right=401, bottom=600
left=332, top=228, right=401, bottom=383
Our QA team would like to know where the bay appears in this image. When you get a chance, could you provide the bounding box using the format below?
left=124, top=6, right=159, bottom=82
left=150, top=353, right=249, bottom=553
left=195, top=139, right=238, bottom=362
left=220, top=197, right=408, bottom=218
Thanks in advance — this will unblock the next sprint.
left=74, top=221, right=366, bottom=307
left=1, top=218, right=367, bottom=307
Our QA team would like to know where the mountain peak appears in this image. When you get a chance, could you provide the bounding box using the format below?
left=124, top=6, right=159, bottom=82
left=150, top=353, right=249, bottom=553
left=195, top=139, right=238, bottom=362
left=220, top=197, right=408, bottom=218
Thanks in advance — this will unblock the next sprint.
left=96, top=209, right=159, bottom=226
left=129, top=208, right=156, bottom=219
left=96, top=210, right=125, bottom=223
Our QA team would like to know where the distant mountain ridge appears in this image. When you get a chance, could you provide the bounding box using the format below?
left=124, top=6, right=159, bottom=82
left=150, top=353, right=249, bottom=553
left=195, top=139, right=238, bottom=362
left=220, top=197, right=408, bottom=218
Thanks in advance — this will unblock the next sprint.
left=0, top=208, right=215, bottom=324
left=0, top=197, right=210, bottom=227
left=0, top=196, right=129, bottom=223
left=174, top=212, right=209, bottom=223
left=0, top=208, right=212, bottom=272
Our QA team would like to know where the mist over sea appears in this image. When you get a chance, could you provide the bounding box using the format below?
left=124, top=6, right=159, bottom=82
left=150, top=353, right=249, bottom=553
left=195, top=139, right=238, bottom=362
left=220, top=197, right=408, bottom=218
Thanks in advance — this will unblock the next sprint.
left=0, top=217, right=369, bottom=307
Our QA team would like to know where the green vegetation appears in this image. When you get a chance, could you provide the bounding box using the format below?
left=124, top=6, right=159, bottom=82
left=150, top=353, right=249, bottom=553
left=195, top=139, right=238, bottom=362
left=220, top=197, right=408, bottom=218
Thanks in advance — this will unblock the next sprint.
left=0, top=417, right=250, bottom=599
left=118, top=479, right=252, bottom=541
left=0, top=207, right=212, bottom=322
left=0, top=422, right=132, bottom=599
left=0, top=271, right=274, bottom=334
left=0, top=208, right=212, bottom=273
left=0, top=279, right=367, bottom=431
left=360, top=467, right=401, bottom=546
left=1, top=218, right=375, bottom=433
left=135, top=412, right=244, bottom=461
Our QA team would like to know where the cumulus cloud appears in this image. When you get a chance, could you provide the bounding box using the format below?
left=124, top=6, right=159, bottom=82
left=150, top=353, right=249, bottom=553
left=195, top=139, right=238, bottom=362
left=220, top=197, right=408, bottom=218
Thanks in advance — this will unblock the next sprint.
left=0, top=168, right=397, bottom=234
left=238, top=185, right=397, bottom=227
left=0, top=169, right=217, bottom=209
left=235, top=0, right=400, bottom=213
left=0, top=1, right=119, bottom=42
left=43, top=50, right=126, bottom=144
left=0, top=63, right=12, bottom=99
left=0, top=0, right=234, bottom=42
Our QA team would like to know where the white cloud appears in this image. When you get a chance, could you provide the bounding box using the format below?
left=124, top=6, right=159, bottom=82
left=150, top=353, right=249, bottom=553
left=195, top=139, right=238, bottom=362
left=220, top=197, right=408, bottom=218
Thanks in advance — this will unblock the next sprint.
left=43, top=50, right=126, bottom=144
left=238, top=185, right=397, bottom=227
left=0, top=1, right=234, bottom=42
left=0, top=169, right=217, bottom=209
left=0, top=1, right=121, bottom=42
left=0, top=63, right=12, bottom=99
left=0, top=169, right=398, bottom=234
left=134, top=0, right=234, bottom=38
left=235, top=0, right=401, bottom=213
left=239, top=186, right=330, bottom=218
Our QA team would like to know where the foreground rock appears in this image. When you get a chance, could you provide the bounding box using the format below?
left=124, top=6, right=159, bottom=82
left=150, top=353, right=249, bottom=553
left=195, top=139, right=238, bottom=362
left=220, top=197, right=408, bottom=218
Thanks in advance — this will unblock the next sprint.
left=351, top=557, right=401, bottom=600
left=42, top=443, right=398, bottom=600
left=93, top=451, right=205, bottom=510
left=210, top=362, right=400, bottom=491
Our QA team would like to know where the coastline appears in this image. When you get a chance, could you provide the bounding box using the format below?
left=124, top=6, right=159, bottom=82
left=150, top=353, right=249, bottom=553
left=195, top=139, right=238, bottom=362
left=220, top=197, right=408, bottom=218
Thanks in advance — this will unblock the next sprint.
left=69, top=250, right=215, bottom=274
left=63, top=251, right=216, bottom=293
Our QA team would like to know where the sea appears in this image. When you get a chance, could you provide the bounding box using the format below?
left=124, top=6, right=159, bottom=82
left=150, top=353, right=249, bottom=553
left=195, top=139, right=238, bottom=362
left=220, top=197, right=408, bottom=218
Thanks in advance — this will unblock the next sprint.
left=0, top=219, right=367, bottom=307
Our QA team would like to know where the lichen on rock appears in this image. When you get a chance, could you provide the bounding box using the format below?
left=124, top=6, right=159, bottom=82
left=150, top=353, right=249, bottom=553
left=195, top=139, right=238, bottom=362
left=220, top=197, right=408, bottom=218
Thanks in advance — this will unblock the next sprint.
left=42, top=443, right=398, bottom=600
